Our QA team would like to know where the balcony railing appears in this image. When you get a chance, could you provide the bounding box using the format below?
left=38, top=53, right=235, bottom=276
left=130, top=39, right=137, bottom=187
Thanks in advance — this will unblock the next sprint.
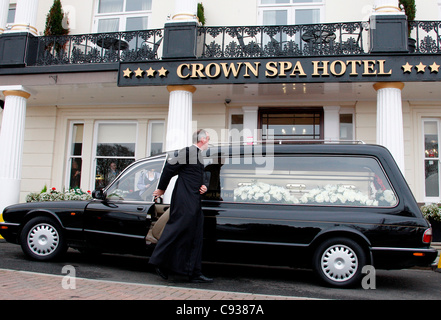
left=197, top=22, right=369, bottom=59
left=31, top=20, right=441, bottom=67
left=409, top=21, right=441, bottom=54
left=34, top=29, right=163, bottom=66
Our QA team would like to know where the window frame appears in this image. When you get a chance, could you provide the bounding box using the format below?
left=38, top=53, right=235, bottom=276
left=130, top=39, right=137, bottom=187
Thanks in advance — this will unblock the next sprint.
left=422, top=118, right=441, bottom=202
left=259, top=107, right=324, bottom=141
left=91, top=120, right=139, bottom=189
left=105, top=155, right=166, bottom=202
left=147, top=120, right=165, bottom=157
left=65, top=121, right=85, bottom=190
left=228, top=108, right=245, bottom=144
left=339, top=108, right=355, bottom=141
left=93, top=0, right=152, bottom=32
left=258, top=0, right=324, bottom=25
left=7, top=4, right=16, bottom=25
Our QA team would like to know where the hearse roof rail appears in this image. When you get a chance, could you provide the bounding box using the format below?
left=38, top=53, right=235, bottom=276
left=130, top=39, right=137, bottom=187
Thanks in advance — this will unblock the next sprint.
left=208, top=140, right=366, bottom=147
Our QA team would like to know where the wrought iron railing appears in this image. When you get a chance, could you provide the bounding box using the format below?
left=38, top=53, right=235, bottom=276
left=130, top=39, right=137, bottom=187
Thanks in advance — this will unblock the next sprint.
left=197, top=22, right=369, bottom=59
left=34, top=29, right=163, bottom=66
left=29, top=21, right=441, bottom=66
left=409, top=21, right=441, bottom=54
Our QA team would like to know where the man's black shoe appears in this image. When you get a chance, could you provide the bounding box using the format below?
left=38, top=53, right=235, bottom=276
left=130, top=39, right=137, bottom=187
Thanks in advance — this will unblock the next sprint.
left=155, top=267, right=168, bottom=280
left=189, top=274, right=213, bottom=283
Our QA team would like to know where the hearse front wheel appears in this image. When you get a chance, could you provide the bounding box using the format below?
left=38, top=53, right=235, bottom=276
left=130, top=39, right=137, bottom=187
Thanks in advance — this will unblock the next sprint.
left=20, top=216, right=67, bottom=261
left=313, top=237, right=367, bottom=288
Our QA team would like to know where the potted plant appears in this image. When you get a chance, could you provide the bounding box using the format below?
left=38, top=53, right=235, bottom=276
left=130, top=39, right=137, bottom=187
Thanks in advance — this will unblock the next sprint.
left=44, top=0, right=70, bottom=55
left=197, top=2, right=206, bottom=26
left=399, top=0, right=416, bottom=52
left=420, top=203, right=441, bottom=242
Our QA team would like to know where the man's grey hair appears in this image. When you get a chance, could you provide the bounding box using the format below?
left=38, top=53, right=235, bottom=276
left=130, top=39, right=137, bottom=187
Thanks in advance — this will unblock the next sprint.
left=193, top=129, right=208, bottom=143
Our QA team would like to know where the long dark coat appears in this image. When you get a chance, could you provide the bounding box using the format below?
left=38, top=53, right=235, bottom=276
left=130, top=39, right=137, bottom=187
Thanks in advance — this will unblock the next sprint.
left=149, top=145, right=205, bottom=276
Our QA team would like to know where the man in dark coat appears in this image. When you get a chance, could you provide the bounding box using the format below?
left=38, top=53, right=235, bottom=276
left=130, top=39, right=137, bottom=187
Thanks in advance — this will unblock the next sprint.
left=149, top=129, right=212, bottom=283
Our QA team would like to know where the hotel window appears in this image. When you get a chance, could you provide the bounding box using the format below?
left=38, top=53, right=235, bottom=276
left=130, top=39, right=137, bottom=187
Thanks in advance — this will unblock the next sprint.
left=147, top=121, right=165, bottom=156
left=423, top=120, right=440, bottom=200
left=229, top=113, right=244, bottom=144
left=260, top=108, right=323, bottom=141
left=94, top=0, right=152, bottom=32
left=7, top=5, right=16, bottom=25
left=93, top=122, right=137, bottom=189
left=259, top=0, right=323, bottom=26
left=340, top=114, right=354, bottom=141
left=67, top=123, right=84, bottom=189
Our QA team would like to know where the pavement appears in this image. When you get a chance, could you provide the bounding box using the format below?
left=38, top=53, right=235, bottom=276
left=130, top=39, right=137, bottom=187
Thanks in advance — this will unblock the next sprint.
left=0, top=268, right=305, bottom=301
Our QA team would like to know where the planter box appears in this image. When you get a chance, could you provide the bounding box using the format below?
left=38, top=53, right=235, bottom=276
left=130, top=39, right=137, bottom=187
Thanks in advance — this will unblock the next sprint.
left=429, top=218, right=441, bottom=242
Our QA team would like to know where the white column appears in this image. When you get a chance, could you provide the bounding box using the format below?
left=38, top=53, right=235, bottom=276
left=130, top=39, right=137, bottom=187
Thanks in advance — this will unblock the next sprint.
left=172, top=0, right=197, bottom=22
left=374, top=82, right=405, bottom=173
left=9, top=0, right=39, bottom=35
left=323, top=106, right=341, bottom=141
left=373, top=0, right=403, bottom=14
left=165, top=85, right=196, bottom=151
left=0, top=86, right=32, bottom=212
left=0, top=0, right=10, bottom=34
left=242, top=106, right=258, bottom=144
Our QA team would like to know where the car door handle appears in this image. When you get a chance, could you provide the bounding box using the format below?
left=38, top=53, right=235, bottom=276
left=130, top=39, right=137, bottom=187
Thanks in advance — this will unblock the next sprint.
left=137, top=206, right=145, bottom=211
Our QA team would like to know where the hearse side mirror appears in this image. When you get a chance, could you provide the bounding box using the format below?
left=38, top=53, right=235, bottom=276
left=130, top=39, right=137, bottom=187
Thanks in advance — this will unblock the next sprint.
left=92, top=189, right=106, bottom=200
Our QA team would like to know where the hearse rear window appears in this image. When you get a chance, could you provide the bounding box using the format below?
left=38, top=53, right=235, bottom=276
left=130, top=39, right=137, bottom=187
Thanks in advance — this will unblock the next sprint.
left=204, top=156, right=398, bottom=207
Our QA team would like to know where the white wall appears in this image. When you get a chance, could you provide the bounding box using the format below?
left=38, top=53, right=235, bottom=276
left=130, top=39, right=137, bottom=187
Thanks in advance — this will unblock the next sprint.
left=29, top=0, right=441, bottom=36
left=21, top=105, right=56, bottom=200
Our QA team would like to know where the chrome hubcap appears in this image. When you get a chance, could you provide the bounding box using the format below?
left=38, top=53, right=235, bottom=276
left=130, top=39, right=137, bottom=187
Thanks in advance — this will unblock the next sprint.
left=27, top=223, right=59, bottom=256
left=321, top=244, right=358, bottom=282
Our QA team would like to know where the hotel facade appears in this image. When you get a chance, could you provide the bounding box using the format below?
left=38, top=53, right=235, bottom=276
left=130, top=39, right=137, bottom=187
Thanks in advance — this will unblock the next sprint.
left=1, top=0, right=441, bottom=211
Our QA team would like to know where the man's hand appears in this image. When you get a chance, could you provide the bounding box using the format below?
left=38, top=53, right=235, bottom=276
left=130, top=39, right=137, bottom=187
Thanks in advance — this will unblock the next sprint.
left=153, top=189, right=165, bottom=198
left=199, top=185, right=207, bottom=194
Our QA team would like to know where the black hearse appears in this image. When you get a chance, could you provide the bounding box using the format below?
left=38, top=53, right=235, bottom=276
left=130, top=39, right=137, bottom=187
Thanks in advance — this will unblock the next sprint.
left=0, top=143, right=437, bottom=287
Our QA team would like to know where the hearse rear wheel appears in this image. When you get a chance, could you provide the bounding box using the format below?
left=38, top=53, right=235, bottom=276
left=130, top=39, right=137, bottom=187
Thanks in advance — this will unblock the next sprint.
left=20, top=216, right=67, bottom=261
left=313, top=237, right=367, bottom=288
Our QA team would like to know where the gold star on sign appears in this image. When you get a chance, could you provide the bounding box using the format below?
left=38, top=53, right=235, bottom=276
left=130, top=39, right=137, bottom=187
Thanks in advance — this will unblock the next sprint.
left=402, top=62, right=413, bottom=73
left=146, top=67, right=156, bottom=77
left=123, top=68, right=132, bottom=78
left=158, top=67, right=168, bottom=77
left=134, top=67, right=144, bottom=78
left=416, top=62, right=427, bottom=73
left=429, top=62, right=440, bottom=73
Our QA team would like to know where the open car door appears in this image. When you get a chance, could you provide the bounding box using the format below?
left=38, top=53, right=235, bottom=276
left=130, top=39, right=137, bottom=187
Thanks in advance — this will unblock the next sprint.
left=84, top=155, right=167, bottom=254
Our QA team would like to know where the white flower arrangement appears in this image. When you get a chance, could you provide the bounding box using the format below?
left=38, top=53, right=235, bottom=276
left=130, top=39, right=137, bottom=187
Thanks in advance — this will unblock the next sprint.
left=233, top=182, right=397, bottom=207
left=26, top=186, right=92, bottom=202
left=234, top=182, right=297, bottom=204
left=420, top=203, right=441, bottom=222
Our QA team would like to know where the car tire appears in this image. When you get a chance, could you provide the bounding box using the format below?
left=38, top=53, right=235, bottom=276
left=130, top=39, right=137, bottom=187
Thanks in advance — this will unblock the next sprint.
left=20, top=216, right=67, bottom=261
left=313, top=237, right=367, bottom=288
